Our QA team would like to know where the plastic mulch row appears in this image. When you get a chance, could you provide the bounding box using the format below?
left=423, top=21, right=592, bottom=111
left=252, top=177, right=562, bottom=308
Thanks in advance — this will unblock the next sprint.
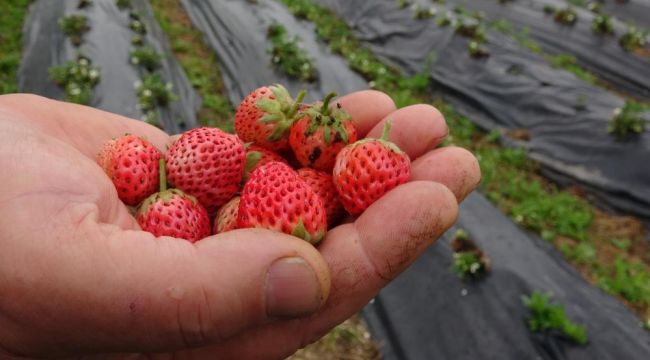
left=18, top=0, right=200, bottom=134
left=315, top=0, right=650, bottom=224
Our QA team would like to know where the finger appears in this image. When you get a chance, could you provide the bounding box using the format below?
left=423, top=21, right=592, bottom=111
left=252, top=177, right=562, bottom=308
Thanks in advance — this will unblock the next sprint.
left=2, top=226, right=330, bottom=356
left=0, top=94, right=170, bottom=157
left=167, top=181, right=459, bottom=359
left=335, top=90, right=396, bottom=137
left=364, top=104, right=448, bottom=160
left=411, top=146, right=481, bottom=202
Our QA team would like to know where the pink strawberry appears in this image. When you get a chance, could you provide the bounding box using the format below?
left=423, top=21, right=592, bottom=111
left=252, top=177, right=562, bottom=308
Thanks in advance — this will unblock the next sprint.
left=214, top=196, right=240, bottom=234
left=244, top=144, right=287, bottom=182
left=290, top=92, right=357, bottom=172
left=238, top=162, right=327, bottom=244
left=235, top=84, right=306, bottom=151
left=166, top=127, right=245, bottom=213
left=297, top=168, right=344, bottom=227
left=136, top=160, right=211, bottom=242
left=333, top=122, right=411, bottom=216
left=96, top=134, right=162, bottom=206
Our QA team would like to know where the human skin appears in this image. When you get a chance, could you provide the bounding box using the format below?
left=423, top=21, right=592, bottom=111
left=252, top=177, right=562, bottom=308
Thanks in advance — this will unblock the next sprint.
left=0, top=92, right=480, bottom=359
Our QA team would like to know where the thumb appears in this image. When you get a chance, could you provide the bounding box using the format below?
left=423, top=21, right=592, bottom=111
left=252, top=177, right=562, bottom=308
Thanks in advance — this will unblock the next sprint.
left=4, top=227, right=330, bottom=356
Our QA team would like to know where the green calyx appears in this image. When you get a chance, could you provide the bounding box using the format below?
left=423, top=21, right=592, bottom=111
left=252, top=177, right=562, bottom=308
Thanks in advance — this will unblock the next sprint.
left=353, top=120, right=404, bottom=154
left=291, top=218, right=325, bottom=244
left=255, top=84, right=307, bottom=142
left=137, top=159, right=197, bottom=214
left=301, top=92, right=353, bottom=145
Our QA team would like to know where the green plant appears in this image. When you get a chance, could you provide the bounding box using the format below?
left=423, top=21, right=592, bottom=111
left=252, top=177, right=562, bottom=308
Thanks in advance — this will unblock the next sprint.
left=608, top=102, right=647, bottom=139
left=78, top=0, right=93, bottom=9
left=48, top=56, right=101, bottom=105
left=0, top=0, right=31, bottom=94
left=453, top=252, right=485, bottom=279
left=267, top=24, right=317, bottom=82
left=129, top=12, right=147, bottom=34
left=130, top=46, right=162, bottom=72
left=396, top=0, right=411, bottom=9
left=598, top=257, right=650, bottom=306
left=611, top=238, right=632, bottom=250
left=619, top=25, right=647, bottom=51
left=587, top=1, right=601, bottom=13
left=135, top=74, right=177, bottom=124
left=554, top=7, right=578, bottom=26
left=132, top=34, right=145, bottom=46
left=523, top=291, right=588, bottom=345
left=543, top=5, right=556, bottom=15
left=116, top=0, right=131, bottom=10
left=413, top=4, right=437, bottom=20
left=58, top=15, right=90, bottom=46
left=468, top=40, right=490, bottom=58
left=548, top=54, right=597, bottom=84
left=592, top=14, right=614, bottom=35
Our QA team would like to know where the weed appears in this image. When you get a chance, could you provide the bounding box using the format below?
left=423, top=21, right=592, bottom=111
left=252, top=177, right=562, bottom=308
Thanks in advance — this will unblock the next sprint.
left=523, top=291, right=588, bottom=345
left=130, top=46, right=162, bottom=72
left=0, top=0, right=31, bottom=94
left=548, top=54, right=597, bottom=84
left=611, top=238, right=632, bottom=251
left=598, top=257, right=650, bottom=307
left=267, top=24, right=317, bottom=82
left=58, top=15, right=90, bottom=46
left=48, top=56, right=101, bottom=105
left=608, top=101, right=647, bottom=139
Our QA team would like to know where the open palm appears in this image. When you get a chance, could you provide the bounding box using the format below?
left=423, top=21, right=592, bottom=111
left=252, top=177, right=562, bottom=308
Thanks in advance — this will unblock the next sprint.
left=0, top=92, right=479, bottom=359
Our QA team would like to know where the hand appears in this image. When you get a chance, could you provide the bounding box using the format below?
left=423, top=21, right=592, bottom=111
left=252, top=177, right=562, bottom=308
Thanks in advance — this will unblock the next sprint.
left=0, top=92, right=479, bottom=359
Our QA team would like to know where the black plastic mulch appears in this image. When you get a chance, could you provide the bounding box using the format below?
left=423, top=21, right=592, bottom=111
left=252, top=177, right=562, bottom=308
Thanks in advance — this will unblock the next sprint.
left=179, top=0, right=369, bottom=105
left=18, top=0, right=200, bottom=134
left=315, top=0, right=650, bottom=223
left=363, top=193, right=650, bottom=360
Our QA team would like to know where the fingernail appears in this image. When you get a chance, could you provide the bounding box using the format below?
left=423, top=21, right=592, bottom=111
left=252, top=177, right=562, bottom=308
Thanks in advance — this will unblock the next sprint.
left=266, top=257, right=322, bottom=318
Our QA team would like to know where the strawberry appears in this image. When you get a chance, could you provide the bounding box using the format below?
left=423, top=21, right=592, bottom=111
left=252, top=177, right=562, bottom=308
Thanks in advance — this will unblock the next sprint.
left=238, top=162, right=327, bottom=244
left=333, top=122, right=411, bottom=216
left=166, top=127, right=245, bottom=213
left=297, top=168, right=344, bottom=227
left=214, top=196, right=240, bottom=234
left=244, top=144, right=287, bottom=182
left=290, top=92, right=357, bottom=172
left=235, top=84, right=306, bottom=151
left=136, top=160, right=211, bottom=242
left=96, top=134, right=162, bottom=206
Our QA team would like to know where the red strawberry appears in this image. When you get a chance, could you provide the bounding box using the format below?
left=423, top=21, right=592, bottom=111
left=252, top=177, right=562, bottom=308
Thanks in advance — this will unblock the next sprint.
left=297, top=168, right=344, bottom=227
left=290, top=92, right=357, bottom=172
left=214, top=196, right=240, bottom=234
left=238, top=162, right=327, bottom=244
left=96, top=134, right=162, bottom=206
left=235, top=84, right=306, bottom=151
left=166, top=127, right=245, bottom=213
left=244, top=144, right=287, bottom=182
left=333, top=122, right=411, bottom=216
left=136, top=160, right=211, bottom=242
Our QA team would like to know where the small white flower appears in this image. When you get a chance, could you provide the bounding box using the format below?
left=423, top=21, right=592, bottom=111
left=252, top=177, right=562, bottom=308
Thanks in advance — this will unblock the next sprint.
left=79, top=58, right=89, bottom=66
left=143, top=89, right=152, bottom=97
left=89, top=69, right=99, bottom=79
left=131, top=57, right=139, bottom=64
left=134, top=80, right=142, bottom=88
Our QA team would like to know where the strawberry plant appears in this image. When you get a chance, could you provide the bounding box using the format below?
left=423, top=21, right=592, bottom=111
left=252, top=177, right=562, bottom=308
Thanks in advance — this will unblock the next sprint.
left=267, top=24, right=317, bottom=82
left=619, top=25, right=647, bottom=51
left=58, top=14, right=90, bottom=46
left=396, top=0, right=411, bottom=9
left=116, top=0, right=131, bottom=9
left=130, top=46, right=162, bottom=72
left=608, top=101, right=647, bottom=139
left=523, top=291, right=588, bottom=345
left=413, top=4, right=437, bottom=20
left=48, top=55, right=100, bottom=105
left=129, top=12, right=147, bottom=35
left=592, top=14, right=614, bottom=35
left=554, top=7, right=578, bottom=26
left=135, top=73, right=177, bottom=124
left=450, top=229, right=489, bottom=280
left=453, top=252, right=485, bottom=279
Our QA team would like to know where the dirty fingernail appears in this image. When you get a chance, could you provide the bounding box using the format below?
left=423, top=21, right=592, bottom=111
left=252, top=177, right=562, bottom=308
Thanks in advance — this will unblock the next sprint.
left=265, top=257, right=323, bottom=318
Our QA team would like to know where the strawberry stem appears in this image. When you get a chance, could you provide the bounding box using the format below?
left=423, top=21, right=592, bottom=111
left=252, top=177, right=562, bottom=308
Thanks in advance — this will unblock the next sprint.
left=159, top=158, right=167, bottom=192
left=320, top=92, right=337, bottom=116
left=287, top=90, right=307, bottom=118
left=382, top=121, right=392, bottom=141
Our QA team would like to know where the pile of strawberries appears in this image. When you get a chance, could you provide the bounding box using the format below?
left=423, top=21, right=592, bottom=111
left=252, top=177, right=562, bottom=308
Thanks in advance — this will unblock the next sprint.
left=97, top=84, right=411, bottom=243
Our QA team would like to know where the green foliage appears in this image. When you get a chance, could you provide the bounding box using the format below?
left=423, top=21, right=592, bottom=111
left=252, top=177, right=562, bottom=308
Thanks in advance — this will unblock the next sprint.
left=267, top=24, right=317, bottom=82
left=48, top=56, right=101, bottom=105
left=548, top=54, right=597, bottom=84
left=523, top=291, right=588, bottom=345
left=592, top=14, right=614, bottom=35
left=598, top=257, right=650, bottom=306
left=608, top=101, right=647, bottom=139
left=0, top=0, right=31, bottom=94
left=130, top=46, right=162, bottom=72
left=554, top=7, right=578, bottom=26
left=396, top=0, right=411, bottom=9
left=135, top=74, right=177, bottom=124
left=453, top=252, right=485, bottom=279
left=413, top=5, right=437, bottom=20
left=58, top=15, right=90, bottom=46
left=116, top=0, right=131, bottom=9
left=129, top=12, right=147, bottom=35
left=78, top=0, right=93, bottom=9
left=619, top=25, right=648, bottom=51
left=610, top=238, right=632, bottom=250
